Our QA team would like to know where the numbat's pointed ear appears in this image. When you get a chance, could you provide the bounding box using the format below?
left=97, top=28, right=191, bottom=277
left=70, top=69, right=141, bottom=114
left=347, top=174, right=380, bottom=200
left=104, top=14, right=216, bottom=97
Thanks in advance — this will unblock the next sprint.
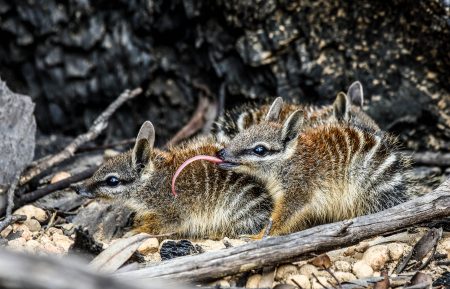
left=265, top=97, right=283, bottom=122
left=347, top=81, right=364, bottom=107
left=333, top=92, right=350, bottom=121
left=281, top=110, right=303, bottom=143
left=132, top=121, right=155, bottom=170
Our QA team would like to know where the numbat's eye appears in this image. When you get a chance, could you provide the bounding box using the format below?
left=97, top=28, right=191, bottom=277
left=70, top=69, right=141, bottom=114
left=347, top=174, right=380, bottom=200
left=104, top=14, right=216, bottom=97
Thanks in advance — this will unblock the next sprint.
left=253, top=145, right=268, bottom=156
left=105, top=176, right=120, bottom=187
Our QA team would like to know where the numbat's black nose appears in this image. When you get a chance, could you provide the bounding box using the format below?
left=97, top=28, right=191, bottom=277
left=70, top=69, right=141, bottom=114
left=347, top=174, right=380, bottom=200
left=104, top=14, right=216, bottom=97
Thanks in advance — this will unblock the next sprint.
left=73, top=185, right=94, bottom=198
left=217, top=149, right=227, bottom=160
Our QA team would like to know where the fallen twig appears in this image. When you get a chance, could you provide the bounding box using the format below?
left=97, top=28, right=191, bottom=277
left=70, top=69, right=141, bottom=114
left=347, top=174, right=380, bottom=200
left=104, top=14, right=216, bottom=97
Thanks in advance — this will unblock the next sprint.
left=312, top=272, right=330, bottom=289
left=0, top=166, right=97, bottom=217
left=165, top=97, right=210, bottom=147
left=0, top=214, right=26, bottom=232
left=117, top=178, right=450, bottom=283
left=20, top=87, right=142, bottom=185
left=395, top=227, right=442, bottom=273
left=77, top=138, right=135, bottom=153
left=404, top=151, right=450, bottom=167
left=373, top=271, right=389, bottom=289
left=20, top=166, right=98, bottom=204
left=0, top=171, right=23, bottom=230
left=90, top=233, right=150, bottom=273
left=0, top=248, right=193, bottom=289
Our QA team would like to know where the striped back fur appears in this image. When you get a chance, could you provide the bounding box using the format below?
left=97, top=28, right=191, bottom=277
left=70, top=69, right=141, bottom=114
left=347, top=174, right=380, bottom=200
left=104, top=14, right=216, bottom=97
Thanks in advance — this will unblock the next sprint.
left=77, top=122, right=273, bottom=239
left=217, top=111, right=415, bottom=235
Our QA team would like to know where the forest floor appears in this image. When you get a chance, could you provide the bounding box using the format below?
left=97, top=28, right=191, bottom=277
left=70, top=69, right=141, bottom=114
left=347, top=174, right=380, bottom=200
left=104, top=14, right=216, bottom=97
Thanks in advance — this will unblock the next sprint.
left=1, top=140, right=449, bottom=288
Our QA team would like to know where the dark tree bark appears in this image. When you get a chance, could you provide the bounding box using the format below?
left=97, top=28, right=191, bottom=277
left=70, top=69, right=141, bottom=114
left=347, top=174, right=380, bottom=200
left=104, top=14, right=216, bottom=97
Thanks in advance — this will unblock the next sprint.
left=0, top=0, right=448, bottom=149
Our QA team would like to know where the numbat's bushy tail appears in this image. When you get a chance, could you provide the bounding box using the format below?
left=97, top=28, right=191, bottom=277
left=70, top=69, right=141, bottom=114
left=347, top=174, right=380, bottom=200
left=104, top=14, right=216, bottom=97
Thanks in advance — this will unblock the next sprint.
left=74, top=121, right=273, bottom=239
left=217, top=98, right=415, bottom=236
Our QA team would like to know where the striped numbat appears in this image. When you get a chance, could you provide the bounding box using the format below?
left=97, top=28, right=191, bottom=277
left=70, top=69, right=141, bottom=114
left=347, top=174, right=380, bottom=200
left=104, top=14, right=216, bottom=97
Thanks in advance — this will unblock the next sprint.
left=74, top=121, right=273, bottom=239
left=213, top=81, right=379, bottom=143
left=216, top=100, right=415, bottom=237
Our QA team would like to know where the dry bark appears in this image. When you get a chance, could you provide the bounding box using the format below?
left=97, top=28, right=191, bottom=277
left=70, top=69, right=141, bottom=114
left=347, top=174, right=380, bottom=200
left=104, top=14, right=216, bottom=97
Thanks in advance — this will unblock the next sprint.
left=0, top=249, right=192, bottom=289
left=117, top=177, right=450, bottom=283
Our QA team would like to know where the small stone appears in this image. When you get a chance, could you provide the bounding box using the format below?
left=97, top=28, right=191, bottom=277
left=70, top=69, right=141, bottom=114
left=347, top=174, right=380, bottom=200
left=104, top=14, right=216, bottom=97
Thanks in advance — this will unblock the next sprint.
left=276, top=264, right=299, bottom=281
left=362, top=245, right=390, bottom=271
left=352, top=260, right=374, bottom=278
left=62, top=223, right=74, bottom=231
left=24, top=219, right=41, bottom=232
left=333, top=272, right=357, bottom=283
left=0, top=225, right=12, bottom=238
left=104, top=149, right=120, bottom=160
left=208, top=279, right=231, bottom=288
left=25, top=239, right=41, bottom=253
left=47, top=227, right=63, bottom=236
left=138, top=238, right=159, bottom=255
left=144, top=252, right=162, bottom=263
left=12, top=223, right=32, bottom=241
left=19, top=226, right=33, bottom=241
left=441, top=238, right=450, bottom=254
left=50, top=171, right=71, bottom=184
left=40, top=234, right=52, bottom=244
left=246, top=274, right=262, bottom=288
left=334, top=260, right=351, bottom=272
left=312, top=276, right=331, bottom=289
left=387, top=243, right=405, bottom=261
left=298, top=264, right=319, bottom=278
left=286, top=274, right=310, bottom=288
left=194, top=239, right=225, bottom=252
left=7, top=237, right=26, bottom=250
left=355, top=241, right=369, bottom=252
left=52, top=233, right=73, bottom=252
left=14, top=205, right=47, bottom=223
left=42, top=242, right=65, bottom=254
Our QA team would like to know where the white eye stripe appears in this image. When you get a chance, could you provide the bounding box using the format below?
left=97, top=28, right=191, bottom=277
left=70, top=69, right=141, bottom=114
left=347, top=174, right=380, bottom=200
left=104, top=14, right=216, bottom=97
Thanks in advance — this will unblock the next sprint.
left=104, top=173, right=120, bottom=181
left=252, top=142, right=271, bottom=149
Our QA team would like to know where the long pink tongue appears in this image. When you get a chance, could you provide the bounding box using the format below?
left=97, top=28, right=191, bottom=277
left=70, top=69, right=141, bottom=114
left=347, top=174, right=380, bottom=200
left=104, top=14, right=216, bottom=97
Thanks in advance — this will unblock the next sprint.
left=171, top=155, right=223, bottom=197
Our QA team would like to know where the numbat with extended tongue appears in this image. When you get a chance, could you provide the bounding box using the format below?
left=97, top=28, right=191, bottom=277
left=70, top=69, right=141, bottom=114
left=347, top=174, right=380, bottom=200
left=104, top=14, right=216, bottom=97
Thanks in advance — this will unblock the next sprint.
left=74, top=121, right=273, bottom=239
left=215, top=99, right=415, bottom=237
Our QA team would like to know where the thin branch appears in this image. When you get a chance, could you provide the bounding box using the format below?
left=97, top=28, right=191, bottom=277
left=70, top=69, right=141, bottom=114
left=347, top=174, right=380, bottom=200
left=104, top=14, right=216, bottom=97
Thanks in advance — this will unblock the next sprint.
left=77, top=138, right=135, bottom=153
left=0, top=171, right=24, bottom=230
left=5, top=171, right=21, bottom=216
left=0, top=249, right=194, bottom=289
left=1, top=166, right=97, bottom=217
left=0, top=215, right=26, bottom=233
left=325, top=268, right=342, bottom=289
left=116, top=178, right=450, bottom=283
left=20, top=87, right=142, bottom=185
left=20, top=166, right=98, bottom=204
left=165, top=97, right=210, bottom=147
left=312, top=273, right=330, bottom=289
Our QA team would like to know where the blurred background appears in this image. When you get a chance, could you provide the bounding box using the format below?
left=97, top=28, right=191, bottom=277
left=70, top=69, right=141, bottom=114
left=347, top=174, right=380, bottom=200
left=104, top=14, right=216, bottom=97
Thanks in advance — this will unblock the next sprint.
left=0, top=0, right=449, bottom=152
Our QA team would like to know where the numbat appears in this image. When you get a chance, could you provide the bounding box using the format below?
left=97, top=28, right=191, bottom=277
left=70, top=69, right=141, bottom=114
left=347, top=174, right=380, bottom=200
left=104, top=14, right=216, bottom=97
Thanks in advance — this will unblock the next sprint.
left=213, top=81, right=378, bottom=142
left=74, top=121, right=273, bottom=239
left=216, top=99, right=415, bottom=236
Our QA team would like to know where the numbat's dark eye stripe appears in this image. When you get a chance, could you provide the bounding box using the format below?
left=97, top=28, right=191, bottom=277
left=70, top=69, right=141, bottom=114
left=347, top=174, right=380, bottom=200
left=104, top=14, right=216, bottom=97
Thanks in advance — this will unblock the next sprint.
left=105, top=176, right=120, bottom=187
